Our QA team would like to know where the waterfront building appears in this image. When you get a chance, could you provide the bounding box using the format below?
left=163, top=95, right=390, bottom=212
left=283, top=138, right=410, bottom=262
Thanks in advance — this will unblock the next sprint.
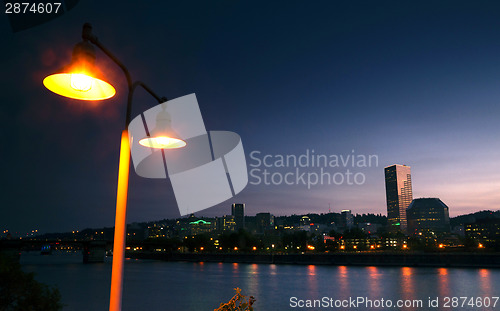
left=407, top=198, right=450, bottom=236
left=216, top=215, right=236, bottom=232
left=341, top=237, right=377, bottom=251
left=231, top=203, right=245, bottom=230
left=465, top=218, right=500, bottom=244
left=127, top=222, right=147, bottom=240
left=358, top=222, right=382, bottom=235
left=339, top=210, right=354, bottom=232
left=451, top=224, right=465, bottom=237
left=384, top=164, right=413, bottom=234
left=299, top=216, right=313, bottom=231
left=256, top=212, right=275, bottom=234
left=189, top=219, right=213, bottom=235
left=300, top=216, right=311, bottom=226
left=147, top=223, right=170, bottom=239
left=382, top=236, right=408, bottom=249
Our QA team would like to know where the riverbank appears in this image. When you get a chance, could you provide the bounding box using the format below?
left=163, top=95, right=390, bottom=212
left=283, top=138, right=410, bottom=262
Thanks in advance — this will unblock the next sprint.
left=127, top=252, right=500, bottom=268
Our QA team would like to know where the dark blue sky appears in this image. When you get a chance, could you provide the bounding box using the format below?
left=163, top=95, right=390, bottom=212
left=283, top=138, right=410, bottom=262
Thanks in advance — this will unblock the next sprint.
left=2, top=1, right=500, bottom=235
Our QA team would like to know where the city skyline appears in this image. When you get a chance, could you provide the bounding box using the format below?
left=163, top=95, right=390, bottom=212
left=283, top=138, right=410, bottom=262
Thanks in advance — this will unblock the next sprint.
left=2, top=1, right=500, bottom=234
left=2, top=198, right=491, bottom=238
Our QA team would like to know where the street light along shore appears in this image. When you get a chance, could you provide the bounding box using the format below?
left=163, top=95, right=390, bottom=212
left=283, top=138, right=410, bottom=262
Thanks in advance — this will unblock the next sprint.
left=43, top=23, right=186, bottom=311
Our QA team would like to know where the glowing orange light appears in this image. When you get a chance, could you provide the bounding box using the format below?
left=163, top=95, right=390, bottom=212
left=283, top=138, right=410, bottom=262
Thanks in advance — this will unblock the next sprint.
left=70, top=73, right=92, bottom=91
left=438, top=244, right=444, bottom=248
left=234, top=247, right=238, bottom=251
left=370, top=245, right=375, bottom=249
left=43, top=72, right=115, bottom=100
left=340, top=245, right=345, bottom=250
left=403, top=244, right=408, bottom=249
left=138, top=136, right=186, bottom=149
left=478, top=243, right=484, bottom=248
left=353, top=245, right=357, bottom=249
left=200, top=247, right=204, bottom=251
left=138, top=106, right=187, bottom=149
left=252, top=246, right=257, bottom=251
left=307, top=245, right=315, bottom=250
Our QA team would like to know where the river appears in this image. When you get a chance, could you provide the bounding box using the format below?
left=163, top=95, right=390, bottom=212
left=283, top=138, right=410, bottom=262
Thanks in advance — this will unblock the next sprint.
left=20, top=252, right=500, bottom=311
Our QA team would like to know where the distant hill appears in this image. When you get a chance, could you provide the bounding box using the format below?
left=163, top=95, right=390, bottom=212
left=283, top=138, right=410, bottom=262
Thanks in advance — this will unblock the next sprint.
left=450, top=210, right=500, bottom=227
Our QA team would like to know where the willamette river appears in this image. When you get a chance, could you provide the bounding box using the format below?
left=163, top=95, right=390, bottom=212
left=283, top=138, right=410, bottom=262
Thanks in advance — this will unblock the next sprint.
left=21, top=252, right=500, bottom=311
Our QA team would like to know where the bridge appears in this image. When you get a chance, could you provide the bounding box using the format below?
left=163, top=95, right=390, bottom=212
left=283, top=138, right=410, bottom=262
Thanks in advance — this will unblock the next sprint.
left=0, top=239, right=109, bottom=263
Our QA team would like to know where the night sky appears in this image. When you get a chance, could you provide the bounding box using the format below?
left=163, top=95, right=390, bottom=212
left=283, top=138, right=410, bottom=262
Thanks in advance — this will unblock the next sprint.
left=2, top=1, right=500, bottom=235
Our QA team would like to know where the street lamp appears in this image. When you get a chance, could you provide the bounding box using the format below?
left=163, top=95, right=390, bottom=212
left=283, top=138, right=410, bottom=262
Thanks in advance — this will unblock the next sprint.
left=43, top=23, right=186, bottom=311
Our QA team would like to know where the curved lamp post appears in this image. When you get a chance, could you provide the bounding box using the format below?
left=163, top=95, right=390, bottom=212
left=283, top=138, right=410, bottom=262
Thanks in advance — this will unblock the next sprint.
left=43, top=23, right=186, bottom=311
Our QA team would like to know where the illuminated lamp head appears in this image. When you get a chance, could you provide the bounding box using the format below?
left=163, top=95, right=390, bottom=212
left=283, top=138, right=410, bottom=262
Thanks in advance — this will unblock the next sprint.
left=139, top=103, right=186, bottom=149
left=43, top=40, right=115, bottom=100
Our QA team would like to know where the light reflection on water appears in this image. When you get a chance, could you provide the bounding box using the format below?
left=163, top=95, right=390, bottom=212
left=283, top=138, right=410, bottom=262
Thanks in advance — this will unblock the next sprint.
left=21, top=252, right=500, bottom=311
left=400, top=266, right=416, bottom=308
left=367, top=266, right=381, bottom=300
left=306, top=265, right=318, bottom=296
left=437, top=268, right=450, bottom=298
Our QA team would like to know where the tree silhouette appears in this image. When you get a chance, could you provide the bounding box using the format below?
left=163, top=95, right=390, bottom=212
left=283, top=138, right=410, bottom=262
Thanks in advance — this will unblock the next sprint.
left=0, top=254, right=62, bottom=311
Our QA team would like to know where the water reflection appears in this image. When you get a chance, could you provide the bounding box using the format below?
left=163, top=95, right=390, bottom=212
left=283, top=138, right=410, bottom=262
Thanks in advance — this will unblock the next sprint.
left=306, top=265, right=318, bottom=295
left=437, top=268, right=451, bottom=298
left=479, top=268, right=492, bottom=297
left=250, top=263, right=259, bottom=274
left=269, top=263, right=277, bottom=275
left=248, top=265, right=259, bottom=288
left=337, top=265, right=350, bottom=299
left=20, top=253, right=500, bottom=311
left=367, top=266, right=381, bottom=298
left=400, top=267, right=416, bottom=301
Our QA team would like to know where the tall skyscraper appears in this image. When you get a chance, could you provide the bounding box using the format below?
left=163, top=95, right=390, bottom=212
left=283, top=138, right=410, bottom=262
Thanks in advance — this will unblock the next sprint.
left=231, top=203, right=245, bottom=230
left=384, top=164, right=413, bottom=233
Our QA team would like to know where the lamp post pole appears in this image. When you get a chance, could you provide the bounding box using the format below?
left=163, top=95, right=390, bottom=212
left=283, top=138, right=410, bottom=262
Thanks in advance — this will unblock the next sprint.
left=43, top=22, right=181, bottom=310
left=80, top=23, right=166, bottom=311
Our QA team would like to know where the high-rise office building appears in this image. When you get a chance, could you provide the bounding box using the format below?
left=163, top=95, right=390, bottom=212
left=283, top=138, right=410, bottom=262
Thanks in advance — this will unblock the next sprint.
left=256, top=212, right=274, bottom=233
left=231, top=203, right=245, bottom=230
left=216, top=215, right=236, bottom=232
left=407, top=198, right=450, bottom=235
left=339, top=210, right=354, bottom=232
left=384, top=164, right=413, bottom=233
